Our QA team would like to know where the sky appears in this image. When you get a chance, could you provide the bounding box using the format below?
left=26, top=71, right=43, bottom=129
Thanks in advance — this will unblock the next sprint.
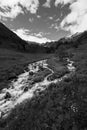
left=0, top=0, right=87, bottom=43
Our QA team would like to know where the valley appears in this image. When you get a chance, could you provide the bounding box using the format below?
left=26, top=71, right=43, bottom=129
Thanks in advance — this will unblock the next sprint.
left=0, top=58, right=75, bottom=119
left=0, top=22, right=87, bottom=130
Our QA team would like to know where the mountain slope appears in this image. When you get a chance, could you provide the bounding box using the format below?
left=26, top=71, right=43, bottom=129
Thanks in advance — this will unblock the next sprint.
left=0, top=22, right=28, bottom=51
left=0, top=31, right=87, bottom=130
left=0, top=22, right=48, bottom=53
left=0, top=23, right=87, bottom=130
left=0, top=22, right=87, bottom=54
left=44, top=31, right=87, bottom=52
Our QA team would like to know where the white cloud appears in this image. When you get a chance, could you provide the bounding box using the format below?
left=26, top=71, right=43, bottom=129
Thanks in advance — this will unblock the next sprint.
left=37, top=15, right=41, bottom=18
left=43, top=0, right=51, bottom=8
left=33, top=32, right=43, bottom=37
left=33, top=32, right=50, bottom=38
left=57, top=0, right=87, bottom=34
left=0, top=5, right=23, bottom=19
left=55, top=0, right=74, bottom=6
left=0, top=0, right=39, bottom=19
left=14, top=28, right=51, bottom=43
left=48, top=16, right=53, bottom=20
left=49, top=23, right=59, bottom=31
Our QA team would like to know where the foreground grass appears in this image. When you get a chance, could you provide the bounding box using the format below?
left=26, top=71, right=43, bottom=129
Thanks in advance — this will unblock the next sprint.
left=0, top=43, right=87, bottom=130
left=1, top=73, right=87, bottom=130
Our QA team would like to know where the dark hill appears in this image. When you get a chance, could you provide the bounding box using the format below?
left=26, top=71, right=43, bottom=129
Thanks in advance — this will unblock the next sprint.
left=0, top=22, right=87, bottom=130
left=44, top=31, right=87, bottom=52
left=0, top=22, right=28, bottom=51
left=0, top=22, right=47, bottom=53
left=1, top=22, right=87, bottom=54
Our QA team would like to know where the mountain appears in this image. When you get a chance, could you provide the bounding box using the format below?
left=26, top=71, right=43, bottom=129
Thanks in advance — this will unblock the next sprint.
left=0, top=22, right=87, bottom=54
left=0, top=22, right=47, bottom=53
left=0, top=22, right=87, bottom=130
left=0, top=22, right=28, bottom=51
left=44, top=31, right=87, bottom=53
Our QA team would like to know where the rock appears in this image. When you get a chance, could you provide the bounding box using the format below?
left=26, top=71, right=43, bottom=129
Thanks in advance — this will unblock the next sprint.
left=30, top=81, right=35, bottom=85
left=24, top=87, right=28, bottom=92
left=24, top=66, right=29, bottom=71
left=29, top=71, right=34, bottom=76
left=57, top=70, right=69, bottom=78
left=47, top=74, right=58, bottom=81
left=4, top=92, right=11, bottom=99
left=8, top=73, right=17, bottom=80
left=39, top=66, right=44, bottom=71
left=34, top=88, right=41, bottom=95
left=33, top=76, right=43, bottom=83
left=64, top=77, right=72, bottom=82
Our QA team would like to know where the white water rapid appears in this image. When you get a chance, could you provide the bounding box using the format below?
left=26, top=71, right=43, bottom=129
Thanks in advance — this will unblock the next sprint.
left=0, top=58, right=75, bottom=119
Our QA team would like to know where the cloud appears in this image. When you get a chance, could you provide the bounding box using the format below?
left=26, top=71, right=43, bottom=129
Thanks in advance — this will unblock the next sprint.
left=48, top=16, right=53, bottom=20
left=55, top=0, right=74, bottom=6
left=14, top=28, right=51, bottom=43
left=37, top=15, right=41, bottom=18
left=33, top=32, right=43, bottom=37
left=43, top=0, right=51, bottom=8
left=0, top=5, right=23, bottom=19
left=57, top=0, right=87, bottom=34
left=0, top=0, right=39, bottom=19
left=49, top=23, right=60, bottom=31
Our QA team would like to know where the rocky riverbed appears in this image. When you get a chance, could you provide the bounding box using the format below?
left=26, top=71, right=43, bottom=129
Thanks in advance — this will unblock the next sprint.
left=0, top=58, right=75, bottom=119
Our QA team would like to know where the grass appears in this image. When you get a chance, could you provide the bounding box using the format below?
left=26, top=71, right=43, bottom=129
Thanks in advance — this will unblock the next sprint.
left=0, top=42, right=87, bottom=130
left=0, top=48, right=53, bottom=90
left=47, top=57, right=67, bottom=73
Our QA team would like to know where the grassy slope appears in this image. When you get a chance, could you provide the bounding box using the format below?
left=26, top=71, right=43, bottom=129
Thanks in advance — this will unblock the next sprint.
left=0, top=42, right=87, bottom=130
left=0, top=30, right=87, bottom=130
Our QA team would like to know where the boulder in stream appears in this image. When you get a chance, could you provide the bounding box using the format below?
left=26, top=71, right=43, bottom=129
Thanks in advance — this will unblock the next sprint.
left=29, top=71, right=34, bottom=76
left=64, top=77, right=72, bottom=82
left=33, top=76, right=43, bottom=83
left=39, top=66, right=44, bottom=71
left=24, top=87, right=29, bottom=92
left=4, top=92, right=11, bottom=99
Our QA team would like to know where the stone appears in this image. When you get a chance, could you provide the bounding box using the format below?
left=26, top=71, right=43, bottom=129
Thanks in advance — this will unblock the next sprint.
left=4, top=92, right=11, bottom=99
left=29, top=71, right=34, bottom=76
left=24, top=87, right=28, bottom=92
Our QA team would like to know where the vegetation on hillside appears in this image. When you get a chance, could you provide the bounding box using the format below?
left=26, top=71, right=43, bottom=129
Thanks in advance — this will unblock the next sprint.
left=0, top=22, right=87, bottom=130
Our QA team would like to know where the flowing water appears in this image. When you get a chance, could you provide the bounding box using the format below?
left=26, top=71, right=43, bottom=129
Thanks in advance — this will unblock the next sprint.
left=0, top=58, right=75, bottom=119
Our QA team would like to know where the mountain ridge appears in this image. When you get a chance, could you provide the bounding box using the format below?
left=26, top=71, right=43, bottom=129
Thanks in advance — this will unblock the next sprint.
left=0, top=22, right=87, bottom=53
left=0, top=22, right=47, bottom=53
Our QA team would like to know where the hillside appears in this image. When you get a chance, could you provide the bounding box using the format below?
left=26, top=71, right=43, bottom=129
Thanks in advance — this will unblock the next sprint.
left=44, top=31, right=87, bottom=53
left=0, top=22, right=87, bottom=130
left=0, top=22, right=47, bottom=53
left=0, top=22, right=52, bottom=93
left=0, top=22, right=28, bottom=51
left=1, top=22, right=87, bottom=54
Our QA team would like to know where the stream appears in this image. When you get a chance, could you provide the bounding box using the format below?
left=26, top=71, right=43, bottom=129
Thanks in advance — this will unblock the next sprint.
left=0, top=58, right=75, bottom=119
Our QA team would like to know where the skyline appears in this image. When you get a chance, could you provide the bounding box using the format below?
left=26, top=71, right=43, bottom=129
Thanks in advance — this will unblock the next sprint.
left=0, top=0, right=87, bottom=43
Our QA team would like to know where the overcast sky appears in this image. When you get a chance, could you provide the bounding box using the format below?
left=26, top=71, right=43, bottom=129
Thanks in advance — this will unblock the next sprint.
left=0, top=0, right=87, bottom=43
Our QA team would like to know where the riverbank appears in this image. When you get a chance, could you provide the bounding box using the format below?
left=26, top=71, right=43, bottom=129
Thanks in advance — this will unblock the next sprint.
left=0, top=48, right=53, bottom=91
left=0, top=57, right=75, bottom=122
left=0, top=45, right=87, bottom=130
